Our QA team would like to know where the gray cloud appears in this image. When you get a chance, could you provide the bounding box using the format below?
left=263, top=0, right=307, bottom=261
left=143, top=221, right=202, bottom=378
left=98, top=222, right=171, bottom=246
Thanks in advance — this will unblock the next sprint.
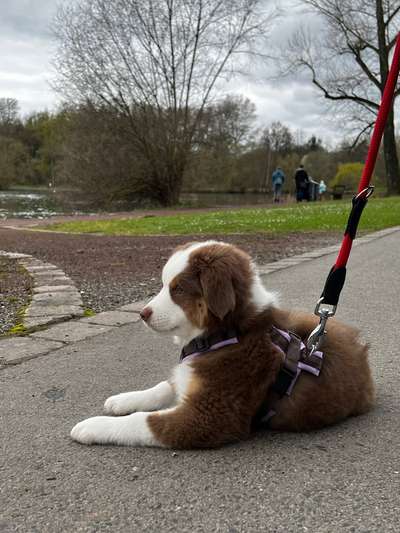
left=0, top=0, right=56, bottom=38
left=0, top=0, right=59, bottom=116
left=0, top=0, right=395, bottom=146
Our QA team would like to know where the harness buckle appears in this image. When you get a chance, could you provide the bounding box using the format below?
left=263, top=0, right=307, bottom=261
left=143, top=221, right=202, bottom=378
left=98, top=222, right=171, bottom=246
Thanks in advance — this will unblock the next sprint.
left=314, top=297, right=337, bottom=318
left=306, top=298, right=336, bottom=356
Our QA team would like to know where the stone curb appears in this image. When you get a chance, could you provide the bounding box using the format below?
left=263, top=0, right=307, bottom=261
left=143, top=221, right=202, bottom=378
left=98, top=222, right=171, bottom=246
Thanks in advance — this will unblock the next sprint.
left=257, top=226, right=400, bottom=275
left=1, top=225, right=399, bottom=367
left=0, top=250, right=85, bottom=330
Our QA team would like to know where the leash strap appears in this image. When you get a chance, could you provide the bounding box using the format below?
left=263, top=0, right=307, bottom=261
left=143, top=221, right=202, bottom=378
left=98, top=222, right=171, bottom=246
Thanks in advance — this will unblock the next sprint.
left=307, top=33, right=400, bottom=354
left=320, top=185, right=374, bottom=307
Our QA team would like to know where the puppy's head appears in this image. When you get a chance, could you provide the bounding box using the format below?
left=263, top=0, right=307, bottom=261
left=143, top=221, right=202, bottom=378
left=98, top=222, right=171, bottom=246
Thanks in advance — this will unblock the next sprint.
left=140, top=241, right=277, bottom=344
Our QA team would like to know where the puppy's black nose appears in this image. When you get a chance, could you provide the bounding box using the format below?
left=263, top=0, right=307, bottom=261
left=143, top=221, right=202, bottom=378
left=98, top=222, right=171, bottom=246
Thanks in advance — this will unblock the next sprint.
left=140, top=307, right=153, bottom=322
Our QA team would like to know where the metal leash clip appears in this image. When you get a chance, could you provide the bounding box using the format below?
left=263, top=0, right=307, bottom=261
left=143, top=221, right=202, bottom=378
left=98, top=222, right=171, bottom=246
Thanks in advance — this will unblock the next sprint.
left=355, top=185, right=374, bottom=201
left=306, top=298, right=337, bottom=356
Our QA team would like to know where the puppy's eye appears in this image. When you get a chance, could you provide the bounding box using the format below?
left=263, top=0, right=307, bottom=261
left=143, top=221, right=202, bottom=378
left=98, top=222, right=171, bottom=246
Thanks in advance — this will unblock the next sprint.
left=171, top=284, right=184, bottom=294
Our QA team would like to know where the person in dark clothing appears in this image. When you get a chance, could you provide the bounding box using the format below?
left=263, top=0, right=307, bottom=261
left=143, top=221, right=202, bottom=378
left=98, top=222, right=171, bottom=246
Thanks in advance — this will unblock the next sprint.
left=294, top=164, right=310, bottom=202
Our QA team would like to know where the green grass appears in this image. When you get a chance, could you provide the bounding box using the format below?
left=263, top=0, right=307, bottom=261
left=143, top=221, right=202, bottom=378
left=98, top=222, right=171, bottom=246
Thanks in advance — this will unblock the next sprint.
left=44, top=197, right=400, bottom=236
left=7, top=323, right=27, bottom=335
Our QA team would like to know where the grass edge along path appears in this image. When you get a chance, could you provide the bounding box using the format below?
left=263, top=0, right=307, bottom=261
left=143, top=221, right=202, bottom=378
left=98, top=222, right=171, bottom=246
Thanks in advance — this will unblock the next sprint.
left=44, top=197, right=400, bottom=236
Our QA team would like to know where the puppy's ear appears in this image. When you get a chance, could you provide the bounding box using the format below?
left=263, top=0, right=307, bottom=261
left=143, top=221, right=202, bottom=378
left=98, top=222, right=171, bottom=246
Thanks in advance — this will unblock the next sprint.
left=199, top=268, right=236, bottom=321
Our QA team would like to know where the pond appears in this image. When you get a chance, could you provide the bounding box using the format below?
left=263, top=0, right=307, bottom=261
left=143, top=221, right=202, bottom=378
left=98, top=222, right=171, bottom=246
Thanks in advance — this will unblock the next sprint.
left=0, top=188, right=275, bottom=219
left=0, top=189, right=75, bottom=219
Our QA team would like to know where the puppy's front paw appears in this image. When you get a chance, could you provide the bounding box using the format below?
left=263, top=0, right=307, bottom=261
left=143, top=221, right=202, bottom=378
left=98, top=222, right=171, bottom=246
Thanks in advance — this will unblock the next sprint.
left=71, top=416, right=116, bottom=445
left=104, top=393, right=137, bottom=416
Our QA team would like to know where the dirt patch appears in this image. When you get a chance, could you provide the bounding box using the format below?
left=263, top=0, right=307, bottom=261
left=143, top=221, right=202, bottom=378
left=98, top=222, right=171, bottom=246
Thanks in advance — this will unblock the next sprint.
left=0, top=256, right=33, bottom=334
left=0, top=228, right=341, bottom=313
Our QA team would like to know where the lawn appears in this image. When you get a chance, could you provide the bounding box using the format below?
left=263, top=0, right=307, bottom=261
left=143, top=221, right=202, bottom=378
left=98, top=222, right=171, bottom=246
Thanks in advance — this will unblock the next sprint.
left=44, top=197, right=400, bottom=236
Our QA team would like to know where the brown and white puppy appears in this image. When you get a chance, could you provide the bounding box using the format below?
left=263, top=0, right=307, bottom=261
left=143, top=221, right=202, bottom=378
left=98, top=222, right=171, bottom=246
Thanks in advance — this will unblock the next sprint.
left=71, top=241, right=375, bottom=448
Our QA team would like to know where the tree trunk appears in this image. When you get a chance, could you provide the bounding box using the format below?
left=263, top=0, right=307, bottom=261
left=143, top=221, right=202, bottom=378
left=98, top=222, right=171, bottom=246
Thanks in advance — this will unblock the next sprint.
left=383, top=109, right=400, bottom=194
left=165, top=173, right=183, bottom=206
left=376, top=0, right=400, bottom=194
left=151, top=169, right=183, bottom=206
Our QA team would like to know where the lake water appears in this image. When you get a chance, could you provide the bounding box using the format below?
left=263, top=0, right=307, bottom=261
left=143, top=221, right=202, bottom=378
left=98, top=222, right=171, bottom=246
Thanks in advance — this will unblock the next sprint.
left=0, top=189, right=274, bottom=219
left=0, top=189, right=72, bottom=219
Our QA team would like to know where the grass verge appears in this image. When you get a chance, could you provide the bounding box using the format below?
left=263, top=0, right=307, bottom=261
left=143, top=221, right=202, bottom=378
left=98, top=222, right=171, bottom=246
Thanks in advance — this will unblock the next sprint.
left=44, top=197, right=400, bottom=236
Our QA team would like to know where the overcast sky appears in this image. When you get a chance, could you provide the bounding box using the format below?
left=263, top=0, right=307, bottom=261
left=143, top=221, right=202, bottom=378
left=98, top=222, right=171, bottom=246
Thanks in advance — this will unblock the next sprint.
left=0, top=0, right=346, bottom=145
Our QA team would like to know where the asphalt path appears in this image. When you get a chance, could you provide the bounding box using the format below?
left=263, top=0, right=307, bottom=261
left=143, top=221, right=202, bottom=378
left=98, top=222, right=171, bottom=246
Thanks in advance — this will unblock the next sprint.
left=1, top=231, right=400, bottom=532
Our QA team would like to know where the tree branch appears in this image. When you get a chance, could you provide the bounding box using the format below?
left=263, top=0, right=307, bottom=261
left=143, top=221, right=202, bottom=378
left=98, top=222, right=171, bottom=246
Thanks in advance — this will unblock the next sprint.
left=349, top=120, right=375, bottom=149
left=385, top=4, right=400, bottom=27
left=301, top=58, right=379, bottom=110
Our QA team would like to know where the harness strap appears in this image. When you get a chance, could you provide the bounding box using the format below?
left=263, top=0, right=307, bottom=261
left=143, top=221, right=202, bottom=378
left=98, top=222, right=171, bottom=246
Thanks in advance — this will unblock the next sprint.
left=180, top=328, right=239, bottom=362
left=253, top=327, right=323, bottom=429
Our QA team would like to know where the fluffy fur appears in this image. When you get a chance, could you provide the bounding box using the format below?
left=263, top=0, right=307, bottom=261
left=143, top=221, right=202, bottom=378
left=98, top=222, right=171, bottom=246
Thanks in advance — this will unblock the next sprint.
left=71, top=241, right=374, bottom=448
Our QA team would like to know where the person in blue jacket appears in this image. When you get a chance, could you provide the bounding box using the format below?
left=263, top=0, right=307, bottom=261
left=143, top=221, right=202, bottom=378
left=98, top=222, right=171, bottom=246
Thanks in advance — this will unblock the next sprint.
left=271, top=167, right=285, bottom=203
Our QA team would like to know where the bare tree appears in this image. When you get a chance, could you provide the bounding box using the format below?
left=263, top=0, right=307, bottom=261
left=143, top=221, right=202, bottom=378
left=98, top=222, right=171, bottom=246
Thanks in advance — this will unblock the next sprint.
left=185, top=95, right=257, bottom=190
left=52, top=0, right=272, bottom=205
left=282, top=0, right=400, bottom=194
left=196, top=95, right=256, bottom=152
left=0, top=98, right=19, bottom=128
left=262, top=121, right=294, bottom=154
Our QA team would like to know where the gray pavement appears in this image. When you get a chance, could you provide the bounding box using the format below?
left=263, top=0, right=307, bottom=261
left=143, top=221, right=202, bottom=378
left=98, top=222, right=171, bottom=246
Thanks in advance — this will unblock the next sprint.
left=1, top=230, right=400, bottom=532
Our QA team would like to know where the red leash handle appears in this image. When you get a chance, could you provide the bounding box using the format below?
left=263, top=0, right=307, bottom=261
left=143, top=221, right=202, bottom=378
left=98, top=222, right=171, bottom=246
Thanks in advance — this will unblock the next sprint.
left=308, top=33, right=400, bottom=353
left=335, top=33, right=400, bottom=269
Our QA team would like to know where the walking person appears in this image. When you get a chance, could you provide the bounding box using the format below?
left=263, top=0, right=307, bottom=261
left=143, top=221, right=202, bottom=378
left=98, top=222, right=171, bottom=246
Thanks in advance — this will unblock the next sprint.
left=294, top=164, right=310, bottom=202
left=271, top=167, right=285, bottom=203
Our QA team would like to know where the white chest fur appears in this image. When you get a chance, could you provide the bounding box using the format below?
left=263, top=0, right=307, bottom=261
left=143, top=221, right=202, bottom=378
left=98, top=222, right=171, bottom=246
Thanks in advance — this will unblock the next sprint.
left=171, top=363, right=194, bottom=402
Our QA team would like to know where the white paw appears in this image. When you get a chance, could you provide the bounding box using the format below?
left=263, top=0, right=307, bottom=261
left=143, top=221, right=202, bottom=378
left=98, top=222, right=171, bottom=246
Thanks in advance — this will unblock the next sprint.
left=70, top=416, right=116, bottom=445
left=104, top=393, right=138, bottom=415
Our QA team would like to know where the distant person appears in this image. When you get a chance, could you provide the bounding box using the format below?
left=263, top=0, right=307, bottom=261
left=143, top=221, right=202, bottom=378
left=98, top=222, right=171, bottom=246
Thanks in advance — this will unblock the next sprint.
left=271, top=167, right=285, bottom=203
left=294, top=164, right=310, bottom=202
left=319, top=179, right=327, bottom=200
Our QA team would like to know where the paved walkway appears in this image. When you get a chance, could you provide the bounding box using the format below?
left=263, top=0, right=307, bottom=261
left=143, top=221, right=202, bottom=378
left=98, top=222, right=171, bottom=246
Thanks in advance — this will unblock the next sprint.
left=1, top=230, right=400, bottom=532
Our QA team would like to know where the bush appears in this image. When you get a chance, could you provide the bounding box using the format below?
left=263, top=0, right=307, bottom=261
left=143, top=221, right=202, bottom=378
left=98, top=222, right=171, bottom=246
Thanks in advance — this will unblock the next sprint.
left=330, top=162, right=378, bottom=191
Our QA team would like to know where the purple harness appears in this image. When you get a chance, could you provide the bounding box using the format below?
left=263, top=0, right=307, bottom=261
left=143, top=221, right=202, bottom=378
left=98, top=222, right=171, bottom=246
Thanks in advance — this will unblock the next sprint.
left=258, top=327, right=323, bottom=424
left=272, top=327, right=323, bottom=391
left=180, top=326, right=324, bottom=426
left=179, top=328, right=239, bottom=363
left=180, top=336, right=239, bottom=363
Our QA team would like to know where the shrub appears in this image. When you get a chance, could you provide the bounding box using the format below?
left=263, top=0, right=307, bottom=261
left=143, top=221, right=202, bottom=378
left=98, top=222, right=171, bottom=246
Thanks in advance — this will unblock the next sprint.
left=330, top=162, right=379, bottom=191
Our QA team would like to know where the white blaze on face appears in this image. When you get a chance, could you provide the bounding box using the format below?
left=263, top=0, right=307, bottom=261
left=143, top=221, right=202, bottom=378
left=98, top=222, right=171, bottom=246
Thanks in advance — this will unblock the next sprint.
left=145, top=241, right=218, bottom=343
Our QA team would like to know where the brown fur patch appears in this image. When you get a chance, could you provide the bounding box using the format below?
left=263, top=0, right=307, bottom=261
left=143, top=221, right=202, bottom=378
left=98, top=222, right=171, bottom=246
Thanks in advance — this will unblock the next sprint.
left=169, top=271, right=207, bottom=329
left=169, top=243, right=257, bottom=332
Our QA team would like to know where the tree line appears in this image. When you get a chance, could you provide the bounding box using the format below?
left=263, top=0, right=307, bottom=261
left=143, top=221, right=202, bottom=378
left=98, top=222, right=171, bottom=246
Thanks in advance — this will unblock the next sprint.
left=0, top=95, right=387, bottom=204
